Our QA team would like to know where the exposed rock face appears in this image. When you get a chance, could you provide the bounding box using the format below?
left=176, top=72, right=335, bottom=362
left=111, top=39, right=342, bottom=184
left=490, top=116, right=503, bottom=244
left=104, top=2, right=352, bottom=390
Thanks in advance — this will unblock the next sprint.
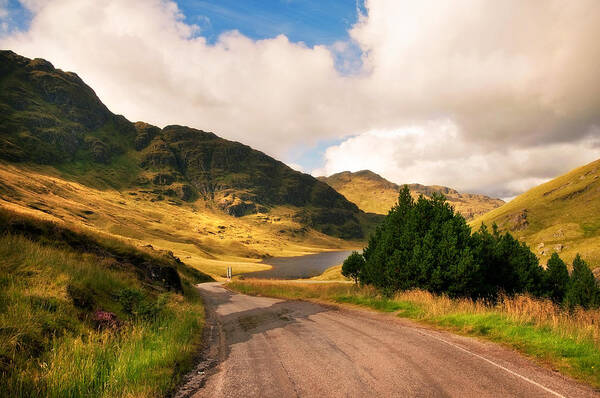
left=145, top=126, right=363, bottom=236
left=510, top=209, right=529, bottom=231
left=140, top=137, right=179, bottom=169
left=134, top=122, right=161, bottom=150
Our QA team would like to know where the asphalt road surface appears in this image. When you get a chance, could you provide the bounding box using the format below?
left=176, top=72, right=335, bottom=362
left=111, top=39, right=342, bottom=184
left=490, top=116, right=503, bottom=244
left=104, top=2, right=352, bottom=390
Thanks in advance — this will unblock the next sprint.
left=177, top=282, right=598, bottom=398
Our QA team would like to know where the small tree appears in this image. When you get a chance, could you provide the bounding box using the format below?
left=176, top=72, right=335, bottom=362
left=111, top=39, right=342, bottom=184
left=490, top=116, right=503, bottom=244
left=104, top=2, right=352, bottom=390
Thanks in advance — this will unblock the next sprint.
left=565, top=254, right=600, bottom=309
left=543, top=253, right=569, bottom=303
left=342, top=251, right=365, bottom=284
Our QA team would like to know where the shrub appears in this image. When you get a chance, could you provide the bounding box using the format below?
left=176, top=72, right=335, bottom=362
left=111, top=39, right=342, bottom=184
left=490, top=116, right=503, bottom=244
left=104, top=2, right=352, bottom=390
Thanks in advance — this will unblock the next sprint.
left=341, top=251, right=364, bottom=284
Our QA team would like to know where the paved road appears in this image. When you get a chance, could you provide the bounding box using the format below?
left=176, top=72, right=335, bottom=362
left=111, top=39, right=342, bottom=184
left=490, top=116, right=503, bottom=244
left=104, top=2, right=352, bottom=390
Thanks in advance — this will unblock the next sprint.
left=178, top=282, right=598, bottom=398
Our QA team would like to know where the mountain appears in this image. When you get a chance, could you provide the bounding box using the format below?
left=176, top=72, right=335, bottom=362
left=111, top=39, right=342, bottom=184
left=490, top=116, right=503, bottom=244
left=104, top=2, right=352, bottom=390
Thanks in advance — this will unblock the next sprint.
left=471, top=159, right=600, bottom=268
left=0, top=50, right=379, bottom=277
left=0, top=50, right=369, bottom=239
left=318, top=170, right=504, bottom=220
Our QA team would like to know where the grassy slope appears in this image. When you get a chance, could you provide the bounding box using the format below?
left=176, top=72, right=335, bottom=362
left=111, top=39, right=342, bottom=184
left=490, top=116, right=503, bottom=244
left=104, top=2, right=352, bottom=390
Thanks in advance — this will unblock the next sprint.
left=227, top=280, right=600, bottom=388
left=318, top=170, right=504, bottom=220
left=0, top=209, right=212, bottom=397
left=0, top=50, right=372, bottom=278
left=0, top=163, right=362, bottom=278
left=471, top=159, right=600, bottom=268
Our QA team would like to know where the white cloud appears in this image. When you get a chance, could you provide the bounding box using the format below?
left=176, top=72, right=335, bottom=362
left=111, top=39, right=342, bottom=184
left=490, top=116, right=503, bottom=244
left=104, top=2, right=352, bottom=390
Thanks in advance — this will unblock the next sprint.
left=313, top=121, right=600, bottom=198
left=1, top=0, right=600, bottom=197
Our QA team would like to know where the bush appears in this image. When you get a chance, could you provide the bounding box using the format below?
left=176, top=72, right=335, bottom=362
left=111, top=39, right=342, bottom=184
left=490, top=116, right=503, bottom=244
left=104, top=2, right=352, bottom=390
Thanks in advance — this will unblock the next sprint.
left=341, top=251, right=364, bottom=284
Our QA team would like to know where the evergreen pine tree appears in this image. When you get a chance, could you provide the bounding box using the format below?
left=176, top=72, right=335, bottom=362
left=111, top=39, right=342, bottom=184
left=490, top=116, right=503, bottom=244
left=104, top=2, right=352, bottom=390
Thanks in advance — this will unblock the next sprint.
left=565, top=254, right=600, bottom=309
left=543, top=253, right=569, bottom=303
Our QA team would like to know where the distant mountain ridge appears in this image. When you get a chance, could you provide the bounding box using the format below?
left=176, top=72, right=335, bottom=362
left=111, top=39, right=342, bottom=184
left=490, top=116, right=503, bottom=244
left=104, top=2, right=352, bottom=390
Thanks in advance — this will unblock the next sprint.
left=318, top=170, right=504, bottom=220
left=0, top=50, right=368, bottom=239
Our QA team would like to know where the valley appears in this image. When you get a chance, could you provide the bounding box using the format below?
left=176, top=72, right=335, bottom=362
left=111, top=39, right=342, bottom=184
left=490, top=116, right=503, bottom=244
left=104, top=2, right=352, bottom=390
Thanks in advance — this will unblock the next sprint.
left=1, top=46, right=599, bottom=398
left=0, top=50, right=373, bottom=279
left=0, top=163, right=361, bottom=277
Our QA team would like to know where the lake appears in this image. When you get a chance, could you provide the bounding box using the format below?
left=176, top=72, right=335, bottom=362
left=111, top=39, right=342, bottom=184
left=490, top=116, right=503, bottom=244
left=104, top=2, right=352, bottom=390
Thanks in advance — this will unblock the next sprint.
left=246, top=250, right=355, bottom=279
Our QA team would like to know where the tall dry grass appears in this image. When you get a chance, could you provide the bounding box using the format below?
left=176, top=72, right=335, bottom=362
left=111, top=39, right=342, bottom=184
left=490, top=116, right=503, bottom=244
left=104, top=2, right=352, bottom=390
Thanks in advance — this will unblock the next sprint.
left=394, top=289, right=600, bottom=346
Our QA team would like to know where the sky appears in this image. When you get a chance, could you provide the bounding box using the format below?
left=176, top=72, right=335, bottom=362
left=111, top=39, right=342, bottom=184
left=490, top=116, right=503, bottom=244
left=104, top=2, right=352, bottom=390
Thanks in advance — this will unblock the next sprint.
left=1, top=0, right=599, bottom=200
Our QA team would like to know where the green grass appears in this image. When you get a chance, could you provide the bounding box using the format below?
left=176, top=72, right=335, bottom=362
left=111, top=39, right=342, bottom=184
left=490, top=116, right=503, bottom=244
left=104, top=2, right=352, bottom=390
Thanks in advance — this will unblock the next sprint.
left=227, top=280, right=600, bottom=388
left=55, top=150, right=143, bottom=191
left=430, top=312, right=599, bottom=383
left=0, top=224, right=207, bottom=397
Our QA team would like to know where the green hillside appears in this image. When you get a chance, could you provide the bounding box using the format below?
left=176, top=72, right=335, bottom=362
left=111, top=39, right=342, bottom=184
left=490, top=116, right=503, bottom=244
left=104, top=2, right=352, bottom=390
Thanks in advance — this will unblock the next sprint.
left=471, top=159, right=600, bottom=269
left=0, top=50, right=366, bottom=240
left=0, top=208, right=212, bottom=397
left=319, top=170, right=504, bottom=220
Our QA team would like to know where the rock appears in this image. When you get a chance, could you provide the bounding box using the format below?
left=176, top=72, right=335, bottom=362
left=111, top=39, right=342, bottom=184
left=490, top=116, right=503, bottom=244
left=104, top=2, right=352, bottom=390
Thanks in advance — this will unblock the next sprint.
left=554, top=244, right=563, bottom=253
left=134, top=122, right=161, bottom=150
left=140, top=138, right=178, bottom=169
left=26, top=58, right=55, bottom=73
left=510, top=209, right=529, bottom=231
left=218, top=195, right=258, bottom=217
left=537, top=242, right=545, bottom=249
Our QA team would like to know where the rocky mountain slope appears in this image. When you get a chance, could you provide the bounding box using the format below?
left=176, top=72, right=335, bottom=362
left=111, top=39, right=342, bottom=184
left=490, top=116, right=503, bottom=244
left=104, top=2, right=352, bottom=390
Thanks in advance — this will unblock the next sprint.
left=318, top=170, right=504, bottom=220
left=0, top=50, right=368, bottom=240
left=471, top=159, right=600, bottom=269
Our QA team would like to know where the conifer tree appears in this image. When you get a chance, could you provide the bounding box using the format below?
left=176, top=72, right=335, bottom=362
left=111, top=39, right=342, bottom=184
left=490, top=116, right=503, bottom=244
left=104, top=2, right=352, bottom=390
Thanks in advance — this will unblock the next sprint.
left=565, top=254, right=600, bottom=309
left=543, top=253, right=569, bottom=303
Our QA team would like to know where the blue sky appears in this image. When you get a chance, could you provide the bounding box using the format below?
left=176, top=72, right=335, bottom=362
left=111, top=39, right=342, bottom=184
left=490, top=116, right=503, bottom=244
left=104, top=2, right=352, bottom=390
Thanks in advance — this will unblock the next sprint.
left=4, top=0, right=363, bottom=46
left=179, top=0, right=363, bottom=46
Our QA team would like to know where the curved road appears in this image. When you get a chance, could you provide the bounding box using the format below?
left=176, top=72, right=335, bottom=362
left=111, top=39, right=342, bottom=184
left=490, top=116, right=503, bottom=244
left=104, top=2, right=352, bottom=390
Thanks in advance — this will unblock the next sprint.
left=177, top=282, right=598, bottom=398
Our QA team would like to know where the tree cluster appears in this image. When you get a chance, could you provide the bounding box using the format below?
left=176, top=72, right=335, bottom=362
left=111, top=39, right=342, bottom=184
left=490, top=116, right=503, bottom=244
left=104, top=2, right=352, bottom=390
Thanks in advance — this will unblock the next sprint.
left=342, top=186, right=600, bottom=308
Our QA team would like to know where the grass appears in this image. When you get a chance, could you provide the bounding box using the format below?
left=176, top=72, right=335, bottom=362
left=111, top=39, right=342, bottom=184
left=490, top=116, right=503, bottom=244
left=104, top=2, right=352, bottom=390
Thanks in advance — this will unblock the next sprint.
left=471, top=158, right=600, bottom=267
left=227, top=279, right=600, bottom=388
left=0, top=222, right=207, bottom=397
left=0, top=163, right=361, bottom=277
left=309, top=264, right=349, bottom=281
left=0, top=164, right=362, bottom=279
